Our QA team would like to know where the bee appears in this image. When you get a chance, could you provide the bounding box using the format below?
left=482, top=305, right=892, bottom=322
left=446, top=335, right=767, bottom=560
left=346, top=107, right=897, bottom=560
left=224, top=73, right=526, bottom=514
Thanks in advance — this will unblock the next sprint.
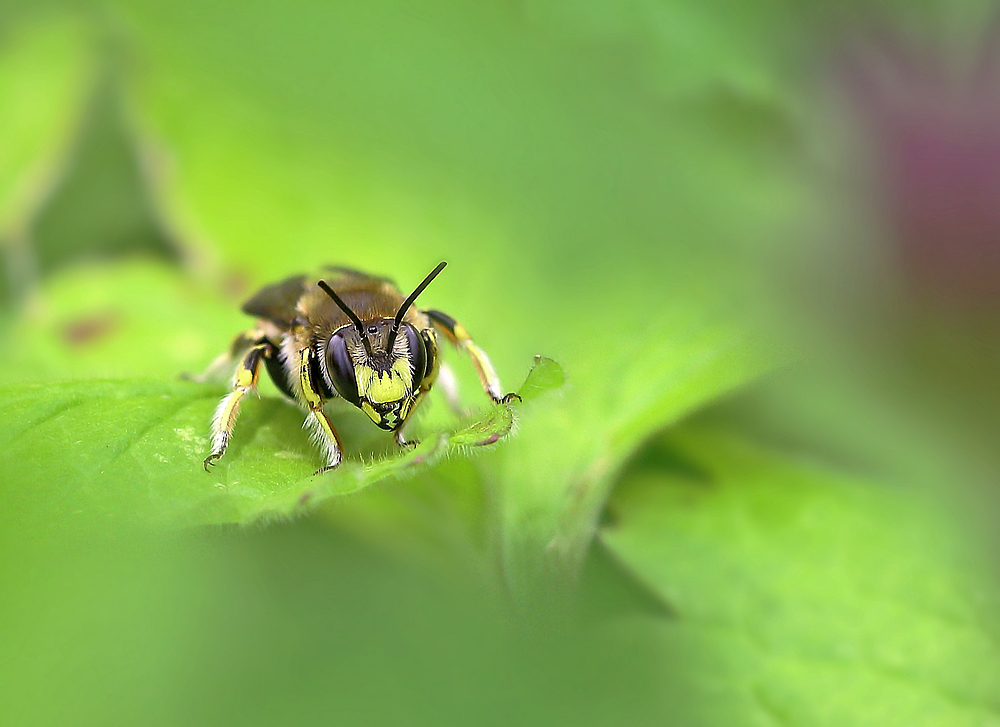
left=203, top=262, right=519, bottom=472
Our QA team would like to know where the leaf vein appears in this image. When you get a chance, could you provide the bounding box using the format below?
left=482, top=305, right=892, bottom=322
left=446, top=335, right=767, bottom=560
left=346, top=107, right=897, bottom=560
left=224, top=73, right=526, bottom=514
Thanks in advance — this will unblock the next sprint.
left=107, top=397, right=204, bottom=464
left=4, top=398, right=89, bottom=444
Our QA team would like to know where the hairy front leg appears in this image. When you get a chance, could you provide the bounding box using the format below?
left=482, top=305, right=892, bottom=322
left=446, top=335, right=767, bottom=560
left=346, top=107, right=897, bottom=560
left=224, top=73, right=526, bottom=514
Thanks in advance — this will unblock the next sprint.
left=204, top=340, right=271, bottom=470
left=295, top=345, right=343, bottom=473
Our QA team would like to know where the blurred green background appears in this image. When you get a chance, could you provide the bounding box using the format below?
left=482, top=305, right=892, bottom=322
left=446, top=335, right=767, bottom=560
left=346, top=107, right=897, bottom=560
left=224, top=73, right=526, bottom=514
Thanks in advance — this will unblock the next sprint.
left=2, top=1, right=1000, bottom=725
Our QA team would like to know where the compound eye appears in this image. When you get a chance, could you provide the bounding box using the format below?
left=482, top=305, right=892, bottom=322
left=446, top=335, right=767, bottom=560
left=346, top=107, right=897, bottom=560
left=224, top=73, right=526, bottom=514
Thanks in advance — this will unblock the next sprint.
left=402, top=324, right=427, bottom=391
left=326, top=332, right=360, bottom=406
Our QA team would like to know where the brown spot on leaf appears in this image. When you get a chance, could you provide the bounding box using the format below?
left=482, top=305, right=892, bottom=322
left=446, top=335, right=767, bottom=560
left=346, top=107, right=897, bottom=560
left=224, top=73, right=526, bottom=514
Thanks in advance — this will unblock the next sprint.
left=62, top=312, right=118, bottom=347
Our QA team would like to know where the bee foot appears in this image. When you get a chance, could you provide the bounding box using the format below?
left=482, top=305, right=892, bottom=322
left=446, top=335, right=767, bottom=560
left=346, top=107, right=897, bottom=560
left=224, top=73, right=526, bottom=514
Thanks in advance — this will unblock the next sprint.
left=395, top=432, right=419, bottom=449
left=500, top=392, right=522, bottom=405
left=203, top=453, right=222, bottom=471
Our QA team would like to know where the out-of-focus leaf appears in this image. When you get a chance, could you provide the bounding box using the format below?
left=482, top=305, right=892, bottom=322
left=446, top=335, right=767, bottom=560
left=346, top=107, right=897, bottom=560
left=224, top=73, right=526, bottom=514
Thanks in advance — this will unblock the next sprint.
left=601, top=426, right=1000, bottom=727
left=0, top=522, right=677, bottom=727
left=0, top=16, right=96, bottom=298
left=0, top=260, right=245, bottom=383
left=497, top=310, right=773, bottom=598
left=33, top=80, right=177, bottom=273
left=0, top=354, right=560, bottom=536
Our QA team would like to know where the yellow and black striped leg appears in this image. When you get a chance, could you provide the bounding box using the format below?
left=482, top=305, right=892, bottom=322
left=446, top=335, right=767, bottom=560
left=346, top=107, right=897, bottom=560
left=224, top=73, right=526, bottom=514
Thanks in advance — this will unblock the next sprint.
left=306, top=409, right=343, bottom=474
left=424, top=309, right=520, bottom=405
left=204, top=340, right=271, bottom=470
left=295, top=346, right=343, bottom=473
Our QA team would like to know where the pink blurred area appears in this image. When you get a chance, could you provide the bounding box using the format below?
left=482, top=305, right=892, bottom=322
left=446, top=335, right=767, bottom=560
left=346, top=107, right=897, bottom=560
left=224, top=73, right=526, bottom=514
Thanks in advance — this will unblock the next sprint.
left=845, top=24, right=1000, bottom=308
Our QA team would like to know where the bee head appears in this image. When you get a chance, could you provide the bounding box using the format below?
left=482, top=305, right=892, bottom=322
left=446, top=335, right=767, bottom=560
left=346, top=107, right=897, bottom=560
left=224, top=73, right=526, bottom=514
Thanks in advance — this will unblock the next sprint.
left=324, top=320, right=429, bottom=430
left=318, top=263, right=444, bottom=431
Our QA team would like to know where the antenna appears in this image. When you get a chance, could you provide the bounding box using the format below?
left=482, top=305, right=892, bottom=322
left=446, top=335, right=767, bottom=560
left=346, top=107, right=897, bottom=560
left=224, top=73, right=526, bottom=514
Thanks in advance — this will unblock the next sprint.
left=387, top=261, right=447, bottom=349
left=318, top=280, right=374, bottom=357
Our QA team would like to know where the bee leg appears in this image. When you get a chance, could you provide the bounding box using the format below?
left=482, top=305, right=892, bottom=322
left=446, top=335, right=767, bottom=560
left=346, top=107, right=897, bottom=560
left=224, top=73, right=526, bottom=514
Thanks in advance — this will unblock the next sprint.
left=305, top=409, right=344, bottom=474
left=423, top=309, right=520, bottom=405
left=435, top=362, right=467, bottom=417
left=394, top=390, right=431, bottom=449
left=394, top=428, right=418, bottom=449
left=295, top=346, right=344, bottom=473
left=187, top=329, right=265, bottom=385
left=204, top=340, right=271, bottom=470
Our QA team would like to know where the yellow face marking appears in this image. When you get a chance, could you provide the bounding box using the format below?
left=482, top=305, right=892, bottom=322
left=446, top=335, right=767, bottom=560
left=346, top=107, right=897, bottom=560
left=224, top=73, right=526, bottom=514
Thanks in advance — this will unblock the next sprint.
left=370, top=370, right=407, bottom=402
left=356, top=366, right=375, bottom=398
left=359, top=397, right=412, bottom=430
left=351, top=337, right=416, bottom=429
left=361, top=400, right=380, bottom=424
left=355, top=360, right=412, bottom=404
left=391, top=356, right=412, bottom=388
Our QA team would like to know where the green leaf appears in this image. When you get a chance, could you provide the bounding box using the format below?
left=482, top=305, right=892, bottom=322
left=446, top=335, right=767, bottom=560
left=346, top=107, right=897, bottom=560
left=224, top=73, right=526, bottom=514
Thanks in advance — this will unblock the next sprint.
left=0, top=15, right=96, bottom=298
left=601, top=426, right=1000, bottom=727
left=0, top=353, right=561, bottom=536
left=514, top=355, right=566, bottom=402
